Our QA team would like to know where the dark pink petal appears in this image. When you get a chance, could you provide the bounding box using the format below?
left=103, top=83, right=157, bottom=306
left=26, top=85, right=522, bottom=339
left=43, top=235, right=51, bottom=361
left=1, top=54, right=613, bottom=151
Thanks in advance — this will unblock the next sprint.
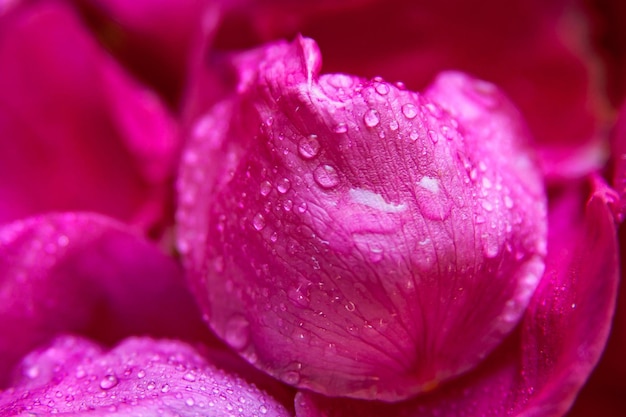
left=293, top=175, right=619, bottom=416
left=178, top=37, right=547, bottom=401
left=0, top=2, right=178, bottom=231
left=0, top=212, right=212, bottom=388
left=78, top=0, right=219, bottom=105
left=0, top=335, right=292, bottom=416
left=611, top=102, right=626, bottom=219
left=215, top=0, right=602, bottom=160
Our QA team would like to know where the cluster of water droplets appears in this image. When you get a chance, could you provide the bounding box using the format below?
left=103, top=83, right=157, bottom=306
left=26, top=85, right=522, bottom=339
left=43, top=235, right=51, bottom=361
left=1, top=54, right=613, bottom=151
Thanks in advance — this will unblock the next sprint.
left=5, top=337, right=287, bottom=417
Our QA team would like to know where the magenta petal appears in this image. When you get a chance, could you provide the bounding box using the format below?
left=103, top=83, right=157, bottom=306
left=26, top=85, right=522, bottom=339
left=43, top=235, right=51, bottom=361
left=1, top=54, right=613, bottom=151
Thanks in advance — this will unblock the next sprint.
left=293, top=176, right=619, bottom=416
left=178, top=37, right=547, bottom=400
left=611, top=102, right=626, bottom=220
left=0, top=335, right=292, bottom=416
left=0, top=212, right=212, bottom=388
left=0, top=2, right=178, bottom=229
left=82, top=0, right=218, bottom=104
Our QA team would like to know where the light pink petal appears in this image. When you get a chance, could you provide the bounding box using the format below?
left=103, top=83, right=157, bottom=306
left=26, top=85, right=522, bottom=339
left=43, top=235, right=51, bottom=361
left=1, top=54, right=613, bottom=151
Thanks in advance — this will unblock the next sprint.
left=0, top=2, right=178, bottom=231
left=0, top=335, right=292, bottom=417
left=178, top=37, right=547, bottom=401
left=0, top=212, right=213, bottom=388
left=294, top=175, right=619, bottom=416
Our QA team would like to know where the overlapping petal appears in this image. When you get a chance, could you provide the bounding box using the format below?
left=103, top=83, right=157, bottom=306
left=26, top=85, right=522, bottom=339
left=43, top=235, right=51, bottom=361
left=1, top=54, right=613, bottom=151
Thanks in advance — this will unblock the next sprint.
left=0, top=1, right=178, bottom=231
left=178, top=37, right=548, bottom=401
left=293, top=175, right=619, bottom=416
left=0, top=335, right=292, bottom=416
left=0, top=212, right=212, bottom=388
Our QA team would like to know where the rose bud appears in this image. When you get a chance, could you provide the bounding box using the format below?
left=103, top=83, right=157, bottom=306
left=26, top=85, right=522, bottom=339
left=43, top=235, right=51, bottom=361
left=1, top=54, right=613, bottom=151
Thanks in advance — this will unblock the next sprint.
left=0, top=335, right=291, bottom=417
left=177, top=37, right=547, bottom=401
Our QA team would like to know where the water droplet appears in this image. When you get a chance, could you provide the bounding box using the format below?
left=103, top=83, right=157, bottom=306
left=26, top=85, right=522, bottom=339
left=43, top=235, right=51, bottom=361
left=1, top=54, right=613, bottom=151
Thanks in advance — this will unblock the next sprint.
left=265, top=117, right=274, bottom=127
left=260, top=181, right=272, bottom=196
left=224, top=314, right=250, bottom=350
left=183, top=372, right=196, bottom=382
left=424, top=103, right=441, bottom=117
left=481, top=201, right=494, bottom=212
left=298, top=135, right=320, bottom=159
left=137, top=369, right=146, bottom=379
left=369, top=247, right=384, bottom=263
left=345, top=301, right=356, bottom=312
left=314, top=165, right=340, bottom=189
left=375, top=83, right=390, bottom=95
left=259, top=405, right=268, bottom=414
left=270, top=232, right=278, bottom=243
left=333, top=123, right=348, bottom=133
left=283, top=199, right=293, bottom=211
left=147, top=381, right=156, bottom=390
left=396, top=81, right=406, bottom=90
left=402, top=103, right=417, bottom=119
left=99, top=375, right=119, bottom=390
left=428, top=130, right=438, bottom=143
left=252, top=213, right=266, bottom=231
left=282, top=371, right=301, bottom=385
left=504, top=195, right=514, bottom=209
left=297, top=201, right=308, bottom=213
left=363, top=109, right=380, bottom=127
left=482, top=177, right=492, bottom=189
left=161, top=384, right=171, bottom=393
left=409, top=131, right=419, bottom=141
left=276, top=178, right=291, bottom=194
left=186, top=398, right=195, bottom=407
left=389, top=120, right=399, bottom=131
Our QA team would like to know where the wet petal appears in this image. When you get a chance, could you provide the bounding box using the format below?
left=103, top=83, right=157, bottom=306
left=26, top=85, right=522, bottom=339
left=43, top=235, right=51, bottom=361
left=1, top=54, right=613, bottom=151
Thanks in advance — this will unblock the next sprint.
left=0, top=212, right=212, bottom=388
left=178, top=37, right=547, bottom=400
left=293, top=176, right=619, bottom=416
left=0, top=335, right=292, bottom=417
left=0, top=2, right=178, bottom=230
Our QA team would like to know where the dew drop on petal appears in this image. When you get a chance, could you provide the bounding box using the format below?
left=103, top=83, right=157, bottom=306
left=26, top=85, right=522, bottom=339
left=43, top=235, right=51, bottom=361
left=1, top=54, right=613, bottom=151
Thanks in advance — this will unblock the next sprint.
left=402, top=103, right=417, bottom=119
left=389, top=120, right=399, bottom=131
left=99, top=375, right=119, bottom=390
left=298, top=135, right=320, bottom=159
left=276, top=178, right=291, bottom=194
left=375, top=83, right=390, bottom=95
left=314, top=165, right=340, bottom=189
left=334, top=123, right=348, bottom=133
left=260, top=181, right=272, bottom=196
left=363, top=109, right=380, bottom=127
left=252, top=213, right=266, bottom=231
left=224, top=314, right=250, bottom=350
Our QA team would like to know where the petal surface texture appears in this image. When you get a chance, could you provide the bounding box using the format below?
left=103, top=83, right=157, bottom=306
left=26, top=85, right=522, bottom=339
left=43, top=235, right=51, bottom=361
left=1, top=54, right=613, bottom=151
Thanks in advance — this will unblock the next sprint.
left=293, top=176, right=619, bottom=415
left=0, top=335, right=292, bottom=417
left=177, top=37, right=548, bottom=400
left=0, top=212, right=211, bottom=388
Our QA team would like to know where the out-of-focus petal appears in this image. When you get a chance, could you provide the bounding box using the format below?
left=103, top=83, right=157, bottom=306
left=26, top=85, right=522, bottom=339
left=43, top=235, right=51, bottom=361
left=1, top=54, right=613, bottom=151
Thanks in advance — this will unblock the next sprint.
left=215, top=0, right=603, bottom=162
left=0, top=335, right=292, bottom=417
left=293, top=176, right=619, bottom=416
left=0, top=2, right=178, bottom=231
left=178, top=37, right=548, bottom=401
left=611, top=102, right=626, bottom=219
left=78, top=0, right=219, bottom=105
left=0, top=212, right=212, bottom=388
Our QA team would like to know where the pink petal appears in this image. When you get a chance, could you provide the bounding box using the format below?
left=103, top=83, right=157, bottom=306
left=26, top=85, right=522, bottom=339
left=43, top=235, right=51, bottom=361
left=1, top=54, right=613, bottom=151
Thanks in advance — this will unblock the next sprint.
left=0, top=335, right=292, bottom=416
left=293, top=175, right=619, bottom=416
left=80, top=0, right=219, bottom=104
left=215, top=0, right=602, bottom=159
left=0, top=2, right=178, bottom=231
left=178, top=37, right=547, bottom=401
left=611, top=102, right=626, bottom=220
left=0, top=212, right=213, bottom=388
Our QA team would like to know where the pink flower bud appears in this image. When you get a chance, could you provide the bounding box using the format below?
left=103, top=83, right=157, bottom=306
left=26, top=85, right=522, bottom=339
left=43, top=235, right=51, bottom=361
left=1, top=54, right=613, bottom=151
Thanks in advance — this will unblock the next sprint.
left=177, top=37, right=547, bottom=401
